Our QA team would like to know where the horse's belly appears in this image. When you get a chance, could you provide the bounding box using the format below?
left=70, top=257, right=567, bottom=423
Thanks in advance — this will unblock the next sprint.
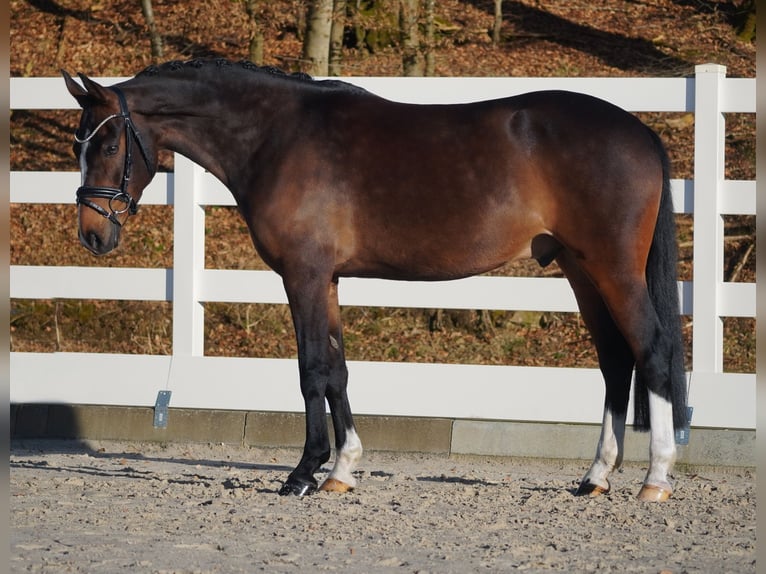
left=339, top=226, right=536, bottom=281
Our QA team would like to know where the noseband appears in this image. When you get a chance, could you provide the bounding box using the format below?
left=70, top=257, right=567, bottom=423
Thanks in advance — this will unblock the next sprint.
left=74, top=87, right=154, bottom=227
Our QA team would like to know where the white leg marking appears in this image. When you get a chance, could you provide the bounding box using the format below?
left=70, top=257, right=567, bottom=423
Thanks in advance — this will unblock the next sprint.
left=327, top=427, right=363, bottom=488
left=581, top=407, right=626, bottom=491
left=644, top=391, right=676, bottom=491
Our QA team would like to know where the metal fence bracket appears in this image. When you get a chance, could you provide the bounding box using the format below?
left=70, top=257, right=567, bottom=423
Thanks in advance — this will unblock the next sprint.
left=674, top=406, right=694, bottom=445
left=153, top=390, right=172, bottom=428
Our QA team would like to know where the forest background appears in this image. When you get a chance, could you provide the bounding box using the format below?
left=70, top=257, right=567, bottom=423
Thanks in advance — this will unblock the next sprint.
left=9, top=0, right=756, bottom=372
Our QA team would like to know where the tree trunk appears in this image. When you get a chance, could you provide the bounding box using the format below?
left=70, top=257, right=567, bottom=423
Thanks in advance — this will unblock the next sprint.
left=399, top=0, right=422, bottom=76
left=139, top=0, right=163, bottom=61
left=303, top=0, right=334, bottom=75
left=493, top=0, right=503, bottom=45
left=424, top=0, right=435, bottom=76
left=328, top=0, right=347, bottom=76
left=736, top=0, right=755, bottom=43
left=244, top=0, right=264, bottom=65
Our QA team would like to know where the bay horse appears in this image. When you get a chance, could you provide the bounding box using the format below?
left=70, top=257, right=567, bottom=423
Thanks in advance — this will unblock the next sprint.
left=63, top=58, right=686, bottom=502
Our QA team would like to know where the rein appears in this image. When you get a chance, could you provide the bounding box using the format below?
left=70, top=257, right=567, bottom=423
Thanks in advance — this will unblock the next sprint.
left=75, top=86, right=154, bottom=227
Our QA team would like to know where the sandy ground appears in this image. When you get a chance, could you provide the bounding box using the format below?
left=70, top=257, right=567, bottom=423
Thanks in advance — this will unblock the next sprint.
left=11, top=439, right=755, bottom=573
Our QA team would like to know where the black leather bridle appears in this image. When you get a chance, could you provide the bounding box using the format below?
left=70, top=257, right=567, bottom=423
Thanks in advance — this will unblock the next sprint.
left=74, top=86, right=155, bottom=227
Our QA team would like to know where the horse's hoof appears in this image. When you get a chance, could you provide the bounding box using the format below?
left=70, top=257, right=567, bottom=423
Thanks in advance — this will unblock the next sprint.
left=278, top=479, right=317, bottom=497
left=319, top=478, right=354, bottom=493
left=575, top=480, right=609, bottom=497
left=637, top=484, right=672, bottom=502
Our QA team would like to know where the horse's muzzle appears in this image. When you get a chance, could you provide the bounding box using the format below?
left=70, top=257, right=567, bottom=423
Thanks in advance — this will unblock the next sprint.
left=79, top=225, right=120, bottom=255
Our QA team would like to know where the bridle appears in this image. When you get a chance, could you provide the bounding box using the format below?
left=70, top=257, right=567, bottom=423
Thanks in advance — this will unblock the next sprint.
left=74, top=86, right=155, bottom=227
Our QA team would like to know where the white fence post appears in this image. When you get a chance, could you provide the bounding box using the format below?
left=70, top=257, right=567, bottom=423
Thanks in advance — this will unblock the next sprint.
left=692, top=64, right=726, bottom=373
left=171, top=153, right=206, bottom=359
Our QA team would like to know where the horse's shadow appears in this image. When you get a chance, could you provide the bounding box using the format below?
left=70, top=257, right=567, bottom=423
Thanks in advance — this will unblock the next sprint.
left=417, top=473, right=588, bottom=498
left=11, top=441, right=295, bottom=494
left=416, top=475, right=501, bottom=488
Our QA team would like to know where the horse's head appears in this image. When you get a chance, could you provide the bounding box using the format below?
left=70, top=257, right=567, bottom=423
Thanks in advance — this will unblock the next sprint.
left=63, top=71, right=157, bottom=255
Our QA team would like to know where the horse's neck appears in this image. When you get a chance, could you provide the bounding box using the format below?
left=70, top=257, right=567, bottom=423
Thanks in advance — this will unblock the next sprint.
left=158, top=116, right=232, bottom=187
left=138, top=76, right=293, bottom=188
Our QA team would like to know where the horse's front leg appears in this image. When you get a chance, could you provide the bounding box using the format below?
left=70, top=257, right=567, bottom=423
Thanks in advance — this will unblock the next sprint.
left=278, top=273, right=363, bottom=495
left=318, top=280, right=363, bottom=493
left=278, top=273, right=335, bottom=496
left=278, top=356, right=332, bottom=496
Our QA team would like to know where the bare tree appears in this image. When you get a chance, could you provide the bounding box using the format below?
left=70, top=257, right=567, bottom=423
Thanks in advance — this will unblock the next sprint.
left=328, top=0, right=347, bottom=76
left=399, top=0, right=422, bottom=76
left=424, top=0, right=435, bottom=76
left=736, top=0, right=755, bottom=42
left=244, top=0, right=265, bottom=64
left=493, top=0, right=503, bottom=45
left=303, top=0, right=334, bottom=75
left=139, top=0, right=163, bottom=61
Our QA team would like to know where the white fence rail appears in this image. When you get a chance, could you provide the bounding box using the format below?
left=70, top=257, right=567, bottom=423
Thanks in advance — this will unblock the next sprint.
left=10, top=64, right=756, bottom=430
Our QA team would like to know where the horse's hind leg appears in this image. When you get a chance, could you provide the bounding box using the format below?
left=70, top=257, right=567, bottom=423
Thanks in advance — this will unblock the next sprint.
left=572, top=260, right=678, bottom=501
left=319, top=280, right=363, bottom=493
left=557, top=250, right=634, bottom=497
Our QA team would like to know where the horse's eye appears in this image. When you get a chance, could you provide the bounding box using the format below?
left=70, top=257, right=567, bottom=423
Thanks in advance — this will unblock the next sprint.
left=105, top=144, right=119, bottom=156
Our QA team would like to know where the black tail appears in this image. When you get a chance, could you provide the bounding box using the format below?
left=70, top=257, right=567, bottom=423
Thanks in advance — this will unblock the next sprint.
left=633, top=130, right=688, bottom=431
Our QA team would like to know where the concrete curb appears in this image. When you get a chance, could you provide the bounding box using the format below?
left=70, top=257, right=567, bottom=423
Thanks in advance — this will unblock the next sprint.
left=10, top=404, right=754, bottom=468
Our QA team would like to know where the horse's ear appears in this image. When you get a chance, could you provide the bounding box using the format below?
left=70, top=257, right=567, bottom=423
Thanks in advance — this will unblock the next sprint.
left=62, top=69, right=89, bottom=107
left=77, top=73, right=112, bottom=105
left=61, top=70, right=111, bottom=107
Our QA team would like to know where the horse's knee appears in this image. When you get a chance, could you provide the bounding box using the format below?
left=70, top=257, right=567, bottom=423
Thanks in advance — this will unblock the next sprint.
left=327, top=362, right=349, bottom=395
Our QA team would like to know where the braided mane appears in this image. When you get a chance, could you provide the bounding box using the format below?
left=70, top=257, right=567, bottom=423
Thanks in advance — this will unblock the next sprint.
left=135, top=57, right=367, bottom=94
left=138, top=58, right=310, bottom=79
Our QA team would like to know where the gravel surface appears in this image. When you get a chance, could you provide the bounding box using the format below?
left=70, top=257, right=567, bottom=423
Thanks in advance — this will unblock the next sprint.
left=11, top=440, right=755, bottom=573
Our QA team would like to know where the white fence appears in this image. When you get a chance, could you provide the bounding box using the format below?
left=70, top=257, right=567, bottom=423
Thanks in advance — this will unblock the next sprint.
left=10, top=64, right=756, bottom=430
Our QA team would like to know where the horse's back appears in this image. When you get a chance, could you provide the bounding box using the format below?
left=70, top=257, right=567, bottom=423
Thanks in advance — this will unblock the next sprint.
left=313, top=88, right=660, bottom=206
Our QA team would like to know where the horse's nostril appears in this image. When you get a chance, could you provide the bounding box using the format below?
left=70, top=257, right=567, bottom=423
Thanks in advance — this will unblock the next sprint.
left=80, top=230, right=112, bottom=255
left=86, top=232, right=102, bottom=251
